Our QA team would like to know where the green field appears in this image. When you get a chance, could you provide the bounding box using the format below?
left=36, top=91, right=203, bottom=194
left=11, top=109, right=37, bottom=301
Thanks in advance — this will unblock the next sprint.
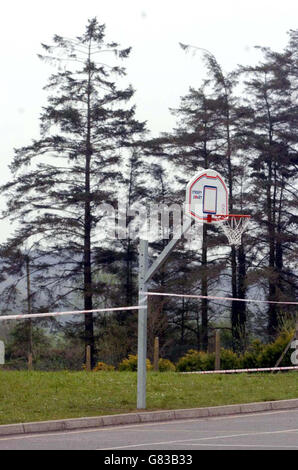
left=0, top=370, right=297, bottom=425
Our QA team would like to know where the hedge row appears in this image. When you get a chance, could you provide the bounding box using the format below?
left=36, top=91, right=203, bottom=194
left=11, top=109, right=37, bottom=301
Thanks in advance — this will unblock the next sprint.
left=173, top=330, right=295, bottom=372
left=93, top=330, right=295, bottom=372
left=93, top=356, right=176, bottom=372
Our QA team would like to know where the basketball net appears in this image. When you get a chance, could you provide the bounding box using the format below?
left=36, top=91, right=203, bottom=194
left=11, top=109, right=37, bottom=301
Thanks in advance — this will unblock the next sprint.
left=205, top=214, right=250, bottom=246
left=219, top=215, right=250, bottom=247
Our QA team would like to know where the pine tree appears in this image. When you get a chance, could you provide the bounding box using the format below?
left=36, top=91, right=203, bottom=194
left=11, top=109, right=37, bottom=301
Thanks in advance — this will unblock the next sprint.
left=238, top=34, right=298, bottom=338
left=173, top=45, right=251, bottom=351
left=166, top=83, right=226, bottom=351
left=196, top=50, right=252, bottom=351
left=0, top=18, right=145, bottom=366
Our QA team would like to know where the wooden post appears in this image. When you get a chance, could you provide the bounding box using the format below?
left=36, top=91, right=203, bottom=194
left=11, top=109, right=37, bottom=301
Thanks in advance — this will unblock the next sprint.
left=215, top=329, right=221, bottom=370
left=153, top=337, right=159, bottom=372
left=86, top=345, right=91, bottom=371
left=28, top=353, right=33, bottom=371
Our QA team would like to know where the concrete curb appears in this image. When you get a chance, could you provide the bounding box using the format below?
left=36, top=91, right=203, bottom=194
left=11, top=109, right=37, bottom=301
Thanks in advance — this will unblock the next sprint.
left=0, top=398, right=297, bottom=437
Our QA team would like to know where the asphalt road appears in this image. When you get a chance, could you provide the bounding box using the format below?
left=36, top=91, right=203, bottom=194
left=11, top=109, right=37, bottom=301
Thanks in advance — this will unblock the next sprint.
left=0, top=409, right=297, bottom=451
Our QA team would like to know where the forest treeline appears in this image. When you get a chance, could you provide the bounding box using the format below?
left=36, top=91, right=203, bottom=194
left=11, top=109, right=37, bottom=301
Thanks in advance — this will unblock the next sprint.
left=0, top=18, right=297, bottom=368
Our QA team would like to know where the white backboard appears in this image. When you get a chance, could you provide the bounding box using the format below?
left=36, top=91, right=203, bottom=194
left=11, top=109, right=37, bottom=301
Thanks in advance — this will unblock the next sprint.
left=185, top=168, right=229, bottom=223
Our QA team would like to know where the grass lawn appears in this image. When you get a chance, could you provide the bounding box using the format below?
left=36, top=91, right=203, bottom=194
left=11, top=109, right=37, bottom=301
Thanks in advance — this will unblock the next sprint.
left=0, top=370, right=297, bottom=425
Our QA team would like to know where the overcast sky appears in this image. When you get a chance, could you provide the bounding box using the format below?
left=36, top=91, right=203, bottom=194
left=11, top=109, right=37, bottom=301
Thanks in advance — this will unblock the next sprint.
left=0, top=0, right=297, bottom=242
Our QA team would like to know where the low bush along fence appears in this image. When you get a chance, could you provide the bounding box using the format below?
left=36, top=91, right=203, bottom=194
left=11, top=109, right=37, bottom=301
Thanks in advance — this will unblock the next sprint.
left=91, top=331, right=295, bottom=373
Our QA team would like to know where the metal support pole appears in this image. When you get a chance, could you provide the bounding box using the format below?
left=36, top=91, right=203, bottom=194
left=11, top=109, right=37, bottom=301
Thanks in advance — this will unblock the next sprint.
left=144, top=219, right=192, bottom=284
left=0, top=341, right=4, bottom=366
left=137, top=239, right=149, bottom=409
left=136, top=219, right=195, bottom=409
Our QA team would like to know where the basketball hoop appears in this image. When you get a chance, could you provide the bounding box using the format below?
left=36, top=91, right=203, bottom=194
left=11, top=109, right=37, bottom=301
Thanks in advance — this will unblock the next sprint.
left=212, top=214, right=251, bottom=247
left=185, top=170, right=250, bottom=246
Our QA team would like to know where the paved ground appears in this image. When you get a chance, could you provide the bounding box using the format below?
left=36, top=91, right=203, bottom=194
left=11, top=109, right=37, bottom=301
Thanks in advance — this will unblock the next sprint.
left=0, top=409, right=297, bottom=450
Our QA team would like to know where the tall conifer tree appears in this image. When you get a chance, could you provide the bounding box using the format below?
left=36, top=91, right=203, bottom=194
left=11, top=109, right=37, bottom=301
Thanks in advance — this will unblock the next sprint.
left=238, top=34, right=298, bottom=337
left=168, top=84, right=225, bottom=350
left=0, top=18, right=145, bottom=365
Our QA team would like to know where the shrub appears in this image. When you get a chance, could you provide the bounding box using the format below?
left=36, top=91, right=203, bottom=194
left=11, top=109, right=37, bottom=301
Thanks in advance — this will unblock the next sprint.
left=92, top=361, right=115, bottom=372
left=203, top=352, right=216, bottom=371
left=176, top=330, right=295, bottom=372
left=176, top=350, right=202, bottom=372
left=239, top=340, right=263, bottom=369
left=176, top=350, right=214, bottom=372
left=118, top=354, right=152, bottom=371
left=236, top=331, right=293, bottom=369
left=257, top=330, right=294, bottom=368
left=240, top=351, right=259, bottom=369
left=219, top=349, right=240, bottom=370
left=176, top=348, right=239, bottom=372
left=158, top=358, right=176, bottom=372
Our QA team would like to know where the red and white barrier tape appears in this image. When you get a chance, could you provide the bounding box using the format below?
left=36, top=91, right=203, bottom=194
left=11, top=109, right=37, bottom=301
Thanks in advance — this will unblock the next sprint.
left=1, top=291, right=296, bottom=321
left=144, top=292, right=298, bottom=305
left=0, top=305, right=145, bottom=321
left=182, top=366, right=298, bottom=374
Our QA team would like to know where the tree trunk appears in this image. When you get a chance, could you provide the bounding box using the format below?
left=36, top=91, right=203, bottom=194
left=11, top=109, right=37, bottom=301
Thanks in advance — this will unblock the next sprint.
left=84, top=41, right=94, bottom=368
left=266, top=154, right=277, bottom=337
left=225, top=103, right=241, bottom=351
left=25, top=255, right=33, bottom=370
left=181, top=296, right=185, bottom=344
left=236, top=244, right=247, bottom=351
left=275, top=179, right=284, bottom=319
left=264, top=93, right=278, bottom=338
left=84, top=156, right=94, bottom=366
left=230, top=246, right=240, bottom=351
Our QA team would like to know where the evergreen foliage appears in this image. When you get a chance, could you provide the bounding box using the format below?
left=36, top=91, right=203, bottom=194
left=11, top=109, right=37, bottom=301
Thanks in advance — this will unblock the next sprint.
left=0, top=21, right=297, bottom=366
